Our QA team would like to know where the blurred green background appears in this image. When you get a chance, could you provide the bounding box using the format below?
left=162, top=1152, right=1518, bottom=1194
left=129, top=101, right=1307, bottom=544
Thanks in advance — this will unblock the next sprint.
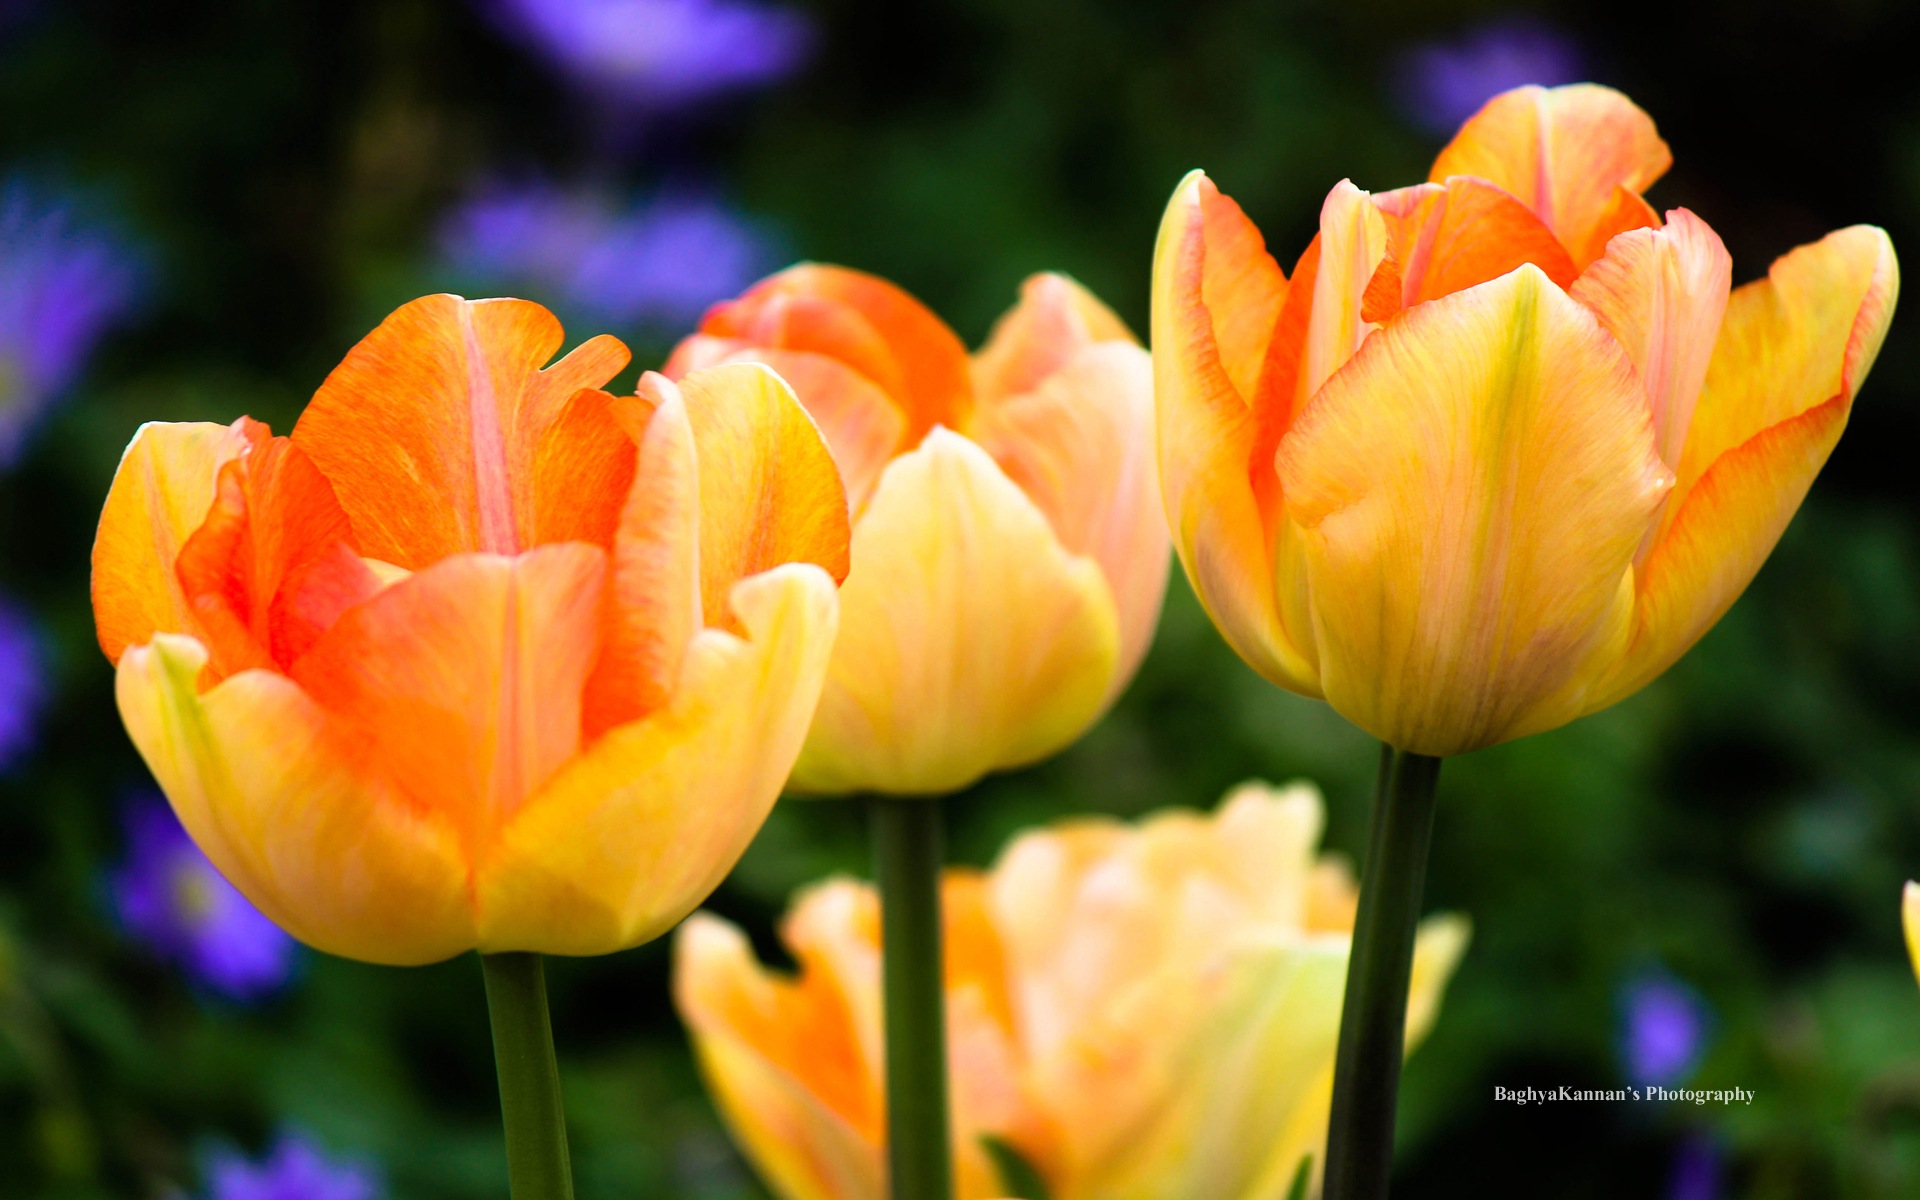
left=3, top=0, right=1919, bottom=1196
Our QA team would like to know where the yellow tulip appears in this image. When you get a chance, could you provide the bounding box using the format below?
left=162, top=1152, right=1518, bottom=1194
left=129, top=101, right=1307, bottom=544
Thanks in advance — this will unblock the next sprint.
left=1152, top=84, right=1899, bottom=755
left=91, top=295, right=849, bottom=965
left=667, top=266, right=1167, bottom=794
left=1904, top=882, right=1920, bottom=987
left=674, top=781, right=1469, bottom=1200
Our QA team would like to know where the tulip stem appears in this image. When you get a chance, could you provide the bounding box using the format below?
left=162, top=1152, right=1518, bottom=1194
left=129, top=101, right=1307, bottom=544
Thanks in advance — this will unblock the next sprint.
left=482, top=952, right=575, bottom=1200
left=1322, top=745, right=1442, bottom=1200
left=870, top=796, right=955, bottom=1200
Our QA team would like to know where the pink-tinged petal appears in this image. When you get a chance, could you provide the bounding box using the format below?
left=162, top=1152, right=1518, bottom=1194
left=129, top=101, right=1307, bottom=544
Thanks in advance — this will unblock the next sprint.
left=478, top=564, right=839, bottom=953
left=115, top=634, right=474, bottom=965
left=174, top=433, right=377, bottom=678
left=291, top=544, right=608, bottom=860
left=93, top=420, right=259, bottom=665
left=1587, top=225, right=1898, bottom=710
left=1569, top=208, right=1732, bottom=474
left=790, top=430, right=1120, bottom=795
left=1364, top=177, right=1579, bottom=322
left=974, top=341, right=1169, bottom=699
left=973, top=272, right=1139, bottom=404
left=291, top=294, right=630, bottom=566
left=1429, top=84, right=1672, bottom=270
left=1149, top=172, right=1318, bottom=692
left=1277, top=265, right=1672, bottom=755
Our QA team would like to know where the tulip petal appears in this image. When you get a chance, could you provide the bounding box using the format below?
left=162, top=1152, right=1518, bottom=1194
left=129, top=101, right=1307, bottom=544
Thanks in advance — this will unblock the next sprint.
left=292, top=294, right=630, bottom=566
left=1278, top=265, right=1671, bottom=754
left=1299, top=181, right=1390, bottom=410
left=1365, top=177, right=1579, bottom=322
left=1588, top=226, right=1898, bottom=710
left=1905, top=882, right=1920, bottom=985
left=1570, top=208, right=1732, bottom=473
left=789, top=430, right=1120, bottom=795
left=115, top=634, right=474, bottom=965
left=677, top=362, right=854, bottom=626
left=93, top=420, right=260, bottom=664
left=973, top=341, right=1168, bottom=696
left=291, top=543, right=607, bottom=859
left=973, top=272, right=1140, bottom=403
left=529, top=386, right=641, bottom=549
left=478, top=563, right=838, bottom=953
left=1430, top=84, right=1672, bottom=269
left=1149, top=172, right=1318, bottom=692
left=699, top=264, right=974, bottom=439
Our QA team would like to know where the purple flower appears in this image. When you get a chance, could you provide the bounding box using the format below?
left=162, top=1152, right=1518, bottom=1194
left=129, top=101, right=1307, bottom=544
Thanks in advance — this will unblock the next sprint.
left=202, top=1131, right=380, bottom=1200
left=487, top=0, right=813, bottom=110
left=110, top=796, right=297, bottom=1001
left=0, top=179, right=143, bottom=465
left=0, top=596, right=47, bottom=772
left=1619, top=971, right=1711, bottom=1087
left=1668, top=1131, right=1724, bottom=1200
left=437, top=181, right=776, bottom=331
left=1392, top=18, right=1586, bottom=136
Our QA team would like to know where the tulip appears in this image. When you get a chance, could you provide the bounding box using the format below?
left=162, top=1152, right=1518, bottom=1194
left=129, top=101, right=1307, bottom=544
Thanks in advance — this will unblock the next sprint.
left=667, top=264, right=1166, bottom=796
left=92, top=294, right=851, bottom=1196
left=1153, top=83, right=1898, bottom=758
left=675, top=780, right=1470, bottom=1200
left=1904, top=882, right=1920, bottom=987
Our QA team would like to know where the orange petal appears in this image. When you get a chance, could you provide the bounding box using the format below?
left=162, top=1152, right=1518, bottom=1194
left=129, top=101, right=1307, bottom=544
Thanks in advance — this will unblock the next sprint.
left=1277, top=265, right=1672, bottom=754
left=174, top=432, right=377, bottom=677
left=291, top=543, right=608, bottom=860
left=115, top=634, right=475, bottom=965
left=791, top=429, right=1120, bottom=795
left=583, top=379, right=703, bottom=736
left=529, top=386, right=641, bottom=550
left=1579, top=185, right=1665, bottom=267
left=1429, top=84, right=1672, bottom=270
left=1590, top=225, right=1898, bottom=710
left=1148, top=172, right=1317, bottom=692
left=92, top=420, right=259, bottom=665
left=1366, top=176, right=1580, bottom=321
left=291, top=294, right=630, bottom=566
left=477, top=563, right=839, bottom=953
left=1569, top=208, right=1731, bottom=472
left=676, top=362, right=853, bottom=628
left=973, top=341, right=1169, bottom=697
left=710, top=264, right=974, bottom=438
left=972, top=272, right=1139, bottom=404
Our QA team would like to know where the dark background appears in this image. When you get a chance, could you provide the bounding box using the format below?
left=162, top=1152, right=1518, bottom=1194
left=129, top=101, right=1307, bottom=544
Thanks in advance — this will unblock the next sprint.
left=2, top=0, right=1919, bottom=1196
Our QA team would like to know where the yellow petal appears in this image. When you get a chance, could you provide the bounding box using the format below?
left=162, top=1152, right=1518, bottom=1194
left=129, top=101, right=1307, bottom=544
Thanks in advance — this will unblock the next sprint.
left=790, top=430, right=1120, bottom=795
left=1431, top=84, right=1672, bottom=269
left=1591, top=226, right=1898, bottom=711
left=973, top=341, right=1168, bottom=697
left=478, top=563, right=839, bottom=953
left=92, top=420, right=257, bottom=664
left=1149, top=172, right=1318, bottom=693
left=1277, top=264, right=1672, bottom=755
left=1904, top=883, right=1920, bottom=987
left=115, top=635, right=474, bottom=965
left=1297, top=180, right=1390, bottom=411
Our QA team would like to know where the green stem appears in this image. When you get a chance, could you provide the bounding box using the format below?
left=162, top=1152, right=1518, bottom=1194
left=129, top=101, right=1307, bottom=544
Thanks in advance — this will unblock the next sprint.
left=870, top=796, right=955, bottom=1200
left=1322, top=745, right=1443, bottom=1200
left=482, top=952, right=575, bottom=1200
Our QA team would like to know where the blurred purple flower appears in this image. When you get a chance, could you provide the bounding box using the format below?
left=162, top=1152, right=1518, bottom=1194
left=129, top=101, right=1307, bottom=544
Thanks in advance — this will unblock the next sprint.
left=0, top=179, right=143, bottom=465
left=1619, top=971, right=1711, bottom=1087
left=202, top=1130, right=380, bottom=1200
left=110, top=796, right=296, bottom=1001
left=438, top=181, right=776, bottom=331
left=1668, top=1131, right=1724, bottom=1200
left=1393, top=17, right=1586, bottom=136
left=0, top=596, right=47, bottom=772
left=488, top=0, right=813, bottom=110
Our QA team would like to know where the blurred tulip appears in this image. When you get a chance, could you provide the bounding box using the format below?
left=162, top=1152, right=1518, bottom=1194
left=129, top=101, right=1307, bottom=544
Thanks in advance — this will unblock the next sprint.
left=1153, top=83, right=1899, bottom=756
left=91, top=294, right=848, bottom=965
left=669, top=266, right=1168, bottom=795
left=675, top=781, right=1470, bottom=1200
left=1903, top=882, right=1920, bottom=986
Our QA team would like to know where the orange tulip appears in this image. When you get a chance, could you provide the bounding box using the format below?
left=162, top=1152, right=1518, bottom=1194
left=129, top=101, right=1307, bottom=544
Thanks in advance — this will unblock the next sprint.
left=1153, top=84, right=1899, bottom=756
left=92, top=294, right=850, bottom=966
left=667, top=266, right=1167, bottom=795
left=674, top=781, right=1469, bottom=1200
